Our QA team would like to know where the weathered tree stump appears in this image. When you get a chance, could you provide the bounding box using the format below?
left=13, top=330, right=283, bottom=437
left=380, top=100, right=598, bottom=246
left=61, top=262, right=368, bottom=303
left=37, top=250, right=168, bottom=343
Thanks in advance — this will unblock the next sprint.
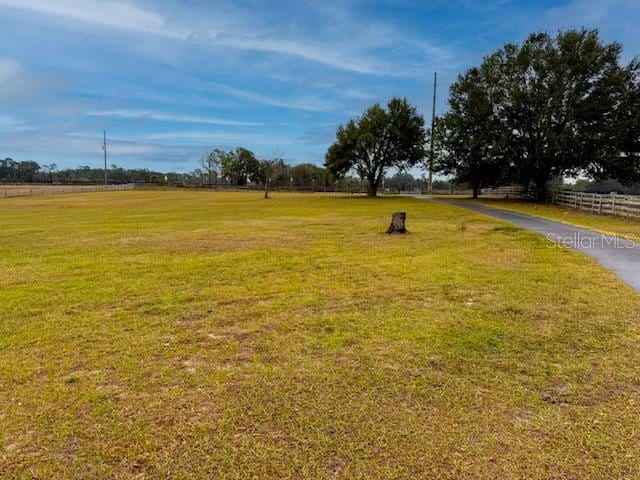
left=387, top=212, right=407, bottom=234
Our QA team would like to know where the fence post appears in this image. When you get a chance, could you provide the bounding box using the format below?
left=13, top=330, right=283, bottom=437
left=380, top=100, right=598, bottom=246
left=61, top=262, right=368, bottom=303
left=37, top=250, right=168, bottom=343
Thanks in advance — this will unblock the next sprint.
left=611, top=194, right=616, bottom=214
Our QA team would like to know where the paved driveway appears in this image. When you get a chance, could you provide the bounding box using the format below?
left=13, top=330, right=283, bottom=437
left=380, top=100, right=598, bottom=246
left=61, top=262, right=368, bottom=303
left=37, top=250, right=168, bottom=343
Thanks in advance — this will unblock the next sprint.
left=422, top=197, right=640, bottom=293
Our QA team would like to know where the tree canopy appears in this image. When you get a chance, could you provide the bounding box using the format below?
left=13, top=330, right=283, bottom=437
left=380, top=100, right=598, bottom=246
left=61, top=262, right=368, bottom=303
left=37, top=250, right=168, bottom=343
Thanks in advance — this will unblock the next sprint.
left=436, top=65, right=506, bottom=198
left=438, top=29, right=640, bottom=201
left=219, top=147, right=261, bottom=186
left=325, top=98, right=426, bottom=196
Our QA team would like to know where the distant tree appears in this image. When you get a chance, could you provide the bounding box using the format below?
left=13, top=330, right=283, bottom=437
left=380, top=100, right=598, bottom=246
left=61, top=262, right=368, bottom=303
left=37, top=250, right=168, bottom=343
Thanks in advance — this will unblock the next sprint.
left=16, top=161, right=40, bottom=182
left=260, top=158, right=289, bottom=198
left=220, top=147, right=261, bottom=185
left=0, top=158, right=17, bottom=181
left=0, top=157, right=203, bottom=185
left=432, top=179, right=452, bottom=191
left=385, top=172, right=417, bottom=192
left=325, top=98, right=426, bottom=196
left=202, top=149, right=224, bottom=185
left=290, top=163, right=330, bottom=190
left=237, top=147, right=261, bottom=185
left=191, top=168, right=204, bottom=185
left=270, top=159, right=290, bottom=187
left=40, top=163, right=57, bottom=182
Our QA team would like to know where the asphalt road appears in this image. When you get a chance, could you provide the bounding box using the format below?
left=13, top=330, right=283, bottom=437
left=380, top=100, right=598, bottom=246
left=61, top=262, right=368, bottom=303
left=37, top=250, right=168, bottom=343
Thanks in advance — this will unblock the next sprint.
left=424, top=197, right=640, bottom=293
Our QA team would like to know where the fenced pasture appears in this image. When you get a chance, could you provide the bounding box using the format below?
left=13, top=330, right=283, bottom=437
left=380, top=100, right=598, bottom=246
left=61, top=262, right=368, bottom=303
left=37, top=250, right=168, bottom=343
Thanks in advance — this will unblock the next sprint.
left=0, top=182, right=470, bottom=199
left=480, top=187, right=640, bottom=221
left=553, top=190, right=640, bottom=219
left=1, top=191, right=639, bottom=479
left=0, top=183, right=135, bottom=198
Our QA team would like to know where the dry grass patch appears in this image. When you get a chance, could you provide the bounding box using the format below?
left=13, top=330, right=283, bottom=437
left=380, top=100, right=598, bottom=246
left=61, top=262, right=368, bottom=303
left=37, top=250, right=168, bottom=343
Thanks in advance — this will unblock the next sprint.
left=0, top=191, right=639, bottom=479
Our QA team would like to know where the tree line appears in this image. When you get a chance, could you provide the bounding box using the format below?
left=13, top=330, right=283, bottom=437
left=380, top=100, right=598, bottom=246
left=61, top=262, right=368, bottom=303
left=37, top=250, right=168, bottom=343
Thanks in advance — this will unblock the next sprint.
left=325, top=28, right=640, bottom=200
left=193, top=147, right=442, bottom=192
left=0, top=155, right=443, bottom=193
left=0, top=158, right=196, bottom=185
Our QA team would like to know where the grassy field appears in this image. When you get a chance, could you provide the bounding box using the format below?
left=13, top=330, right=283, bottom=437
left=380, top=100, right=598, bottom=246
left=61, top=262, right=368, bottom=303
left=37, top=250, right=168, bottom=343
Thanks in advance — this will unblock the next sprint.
left=1, top=191, right=639, bottom=479
left=476, top=198, right=640, bottom=242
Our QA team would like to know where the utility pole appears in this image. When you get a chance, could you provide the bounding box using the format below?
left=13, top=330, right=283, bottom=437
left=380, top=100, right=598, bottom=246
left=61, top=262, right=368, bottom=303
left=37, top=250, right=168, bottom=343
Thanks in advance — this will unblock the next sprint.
left=428, top=71, right=437, bottom=194
left=102, top=130, right=108, bottom=185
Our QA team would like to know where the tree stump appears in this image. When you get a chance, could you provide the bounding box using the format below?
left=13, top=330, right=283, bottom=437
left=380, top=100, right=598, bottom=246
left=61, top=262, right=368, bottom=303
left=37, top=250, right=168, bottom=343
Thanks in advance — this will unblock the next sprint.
left=387, top=212, right=407, bottom=234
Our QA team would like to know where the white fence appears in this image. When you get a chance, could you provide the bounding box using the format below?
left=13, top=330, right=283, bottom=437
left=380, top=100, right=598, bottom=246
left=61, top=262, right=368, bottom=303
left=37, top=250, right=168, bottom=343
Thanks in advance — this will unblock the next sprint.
left=0, top=183, right=135, bottom=199
left=553, top=190, right=640, bottom=219
left=479, top=186, right=525, bottom=198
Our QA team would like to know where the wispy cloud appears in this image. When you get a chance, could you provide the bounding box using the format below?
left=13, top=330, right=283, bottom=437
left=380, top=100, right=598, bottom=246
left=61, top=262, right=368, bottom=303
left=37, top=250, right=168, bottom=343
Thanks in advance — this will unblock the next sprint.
left=0, top=113, right=33, bottom=132
left=212, top=35, right=385, bottom=76
left=146, top=130, right=296, bottom=145
left=0, top=0, right=187, bottom=38
left=208, top=83, right=338, bottom=112
left=7, top=0, right=637, bottom=172
left=1, top=130, right=163, bottom=155
left=0, top=0, right=439, bottom=76
left=0, top=58, right=58, bottom=102
left=85, top=109, right=261, bottom=127
left=0, top=58, right=21, bottom=83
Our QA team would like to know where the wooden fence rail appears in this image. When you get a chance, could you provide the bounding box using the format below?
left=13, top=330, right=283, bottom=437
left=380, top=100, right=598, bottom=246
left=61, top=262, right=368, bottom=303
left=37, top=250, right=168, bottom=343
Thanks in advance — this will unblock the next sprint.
left=553, top=190, right=640, bottom=219
left=479, top=186, right=525, bottom=198
left=0, top=183, right=135, bottom=199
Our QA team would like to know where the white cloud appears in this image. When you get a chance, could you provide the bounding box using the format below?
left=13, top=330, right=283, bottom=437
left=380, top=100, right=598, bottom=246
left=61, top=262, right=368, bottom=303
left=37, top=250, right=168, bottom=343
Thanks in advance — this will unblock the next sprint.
left=146, top=130, right=296, bottom=145
left=0, top=0, right=442, bottom=76
left=0, top=59, right=21, bottom=84
left=0, top=0, right=187, bottom=38
left=207, top=83, right=338, bottom=112
left=0, top=58, right=62, bottom=102
left=213, top=35, right=384, bottom=76
left=0, top=131, right=169, bottom=156
left=0, top=114, right=33, bottom=132
left=85, top=109, right=261, bottom=127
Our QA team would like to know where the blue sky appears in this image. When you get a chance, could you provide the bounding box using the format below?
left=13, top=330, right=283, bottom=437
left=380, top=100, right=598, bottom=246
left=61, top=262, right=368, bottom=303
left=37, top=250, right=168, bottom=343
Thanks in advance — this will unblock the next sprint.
left=1, top=0, right=639, bottom=173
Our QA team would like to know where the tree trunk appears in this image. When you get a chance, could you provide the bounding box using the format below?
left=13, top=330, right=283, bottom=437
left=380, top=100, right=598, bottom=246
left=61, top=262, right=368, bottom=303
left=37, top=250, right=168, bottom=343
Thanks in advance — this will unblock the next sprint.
left=472, top=185, right=479, bottom=199
left=367, top=176, right=378, bottom=197
left=535, top=179, right=547, bottom=203
left=264, top=177, right=270, bottom=199
left=387, top=212, right=407, bottom=234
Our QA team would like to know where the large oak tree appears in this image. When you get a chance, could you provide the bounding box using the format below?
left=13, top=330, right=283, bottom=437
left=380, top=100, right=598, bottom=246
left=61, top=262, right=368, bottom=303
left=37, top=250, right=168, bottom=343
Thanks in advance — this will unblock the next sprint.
left=440, top=29, right=640, bottom=201
left=325, top=98, right=426, bottom=197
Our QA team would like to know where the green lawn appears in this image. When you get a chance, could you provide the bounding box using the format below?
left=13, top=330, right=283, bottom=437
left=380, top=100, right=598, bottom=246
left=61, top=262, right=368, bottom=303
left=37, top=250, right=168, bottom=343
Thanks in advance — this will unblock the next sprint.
left=1, top=191, right=639, bottom=479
